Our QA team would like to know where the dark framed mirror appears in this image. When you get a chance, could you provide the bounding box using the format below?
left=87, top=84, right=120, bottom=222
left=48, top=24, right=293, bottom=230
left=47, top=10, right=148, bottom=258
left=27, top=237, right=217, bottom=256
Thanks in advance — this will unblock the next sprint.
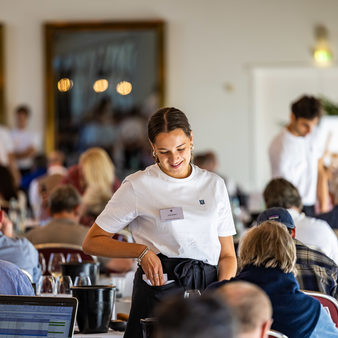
left=0, top=24, right=5, bottom=124
left=45, top=21, right=165, bottom=178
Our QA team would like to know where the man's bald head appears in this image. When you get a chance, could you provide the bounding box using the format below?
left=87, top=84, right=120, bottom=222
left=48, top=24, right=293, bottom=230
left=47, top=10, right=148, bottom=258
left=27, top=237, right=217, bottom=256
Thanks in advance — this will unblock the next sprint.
left=217, top=281, right=272, bottom=338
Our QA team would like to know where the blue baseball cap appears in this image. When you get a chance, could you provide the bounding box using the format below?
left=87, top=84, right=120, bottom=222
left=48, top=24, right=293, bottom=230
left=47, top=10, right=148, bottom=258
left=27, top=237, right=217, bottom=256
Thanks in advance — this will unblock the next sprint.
left=257, top=207, right=295, bottom=229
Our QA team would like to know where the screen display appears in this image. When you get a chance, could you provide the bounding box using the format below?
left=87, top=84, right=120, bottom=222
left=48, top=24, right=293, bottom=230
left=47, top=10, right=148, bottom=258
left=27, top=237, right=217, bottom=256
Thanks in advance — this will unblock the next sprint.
left=0, top=303, right=73, bottom=337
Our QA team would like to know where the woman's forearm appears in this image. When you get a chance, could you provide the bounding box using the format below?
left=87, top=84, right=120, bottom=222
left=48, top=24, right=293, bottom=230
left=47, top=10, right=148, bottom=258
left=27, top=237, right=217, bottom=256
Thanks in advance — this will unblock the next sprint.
left=218, top=255, right=237, bottom=281
left=217, top=236, right=237, bottom=281
left=82, top=222, right=146, bottom=258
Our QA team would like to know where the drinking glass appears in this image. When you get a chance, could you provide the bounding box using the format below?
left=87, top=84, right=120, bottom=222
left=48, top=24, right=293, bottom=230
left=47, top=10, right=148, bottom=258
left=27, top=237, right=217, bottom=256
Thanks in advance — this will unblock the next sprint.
left=48, top=253, right=65, bottom=279
left=56, top=275, right=73, bottom=296
left=66, top=253, right=82, bottom=263
left=184, top=289, right=201, bottom=298
left=38, top=253, right=46, bottom=275
left=37, top=276, right=56, bottom=296
left=74, top=275, right=92, bottom=286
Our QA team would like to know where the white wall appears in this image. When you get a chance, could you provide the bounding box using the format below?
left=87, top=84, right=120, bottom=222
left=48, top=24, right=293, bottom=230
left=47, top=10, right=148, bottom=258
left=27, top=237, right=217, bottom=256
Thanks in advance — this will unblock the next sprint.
left=1, top=0, right=338, bottom=191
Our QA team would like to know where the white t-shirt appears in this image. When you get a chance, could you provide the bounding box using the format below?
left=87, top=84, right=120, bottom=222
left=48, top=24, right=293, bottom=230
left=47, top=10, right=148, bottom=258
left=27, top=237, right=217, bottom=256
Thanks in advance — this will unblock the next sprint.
left=96, top=164, right=236, bottom=266
left=288, top=208, right=338, bottom=264
left=11, top=128, right=37, bottom=169
left=269, top=128, right=321, bottom=206
left=0, top=126, right=14, bottom=166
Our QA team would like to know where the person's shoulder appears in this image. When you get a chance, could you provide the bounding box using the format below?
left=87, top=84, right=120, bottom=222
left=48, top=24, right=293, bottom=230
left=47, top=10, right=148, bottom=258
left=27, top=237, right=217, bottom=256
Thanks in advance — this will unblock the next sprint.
left=0, top=259, right=21, bottom=274
left=304, top=215, right=333, bottom=229
left=205, top=278, right=229, bottom=291
left=0, top=126, right=12, bottom=139
left=270, top=128, right=286, bottom=144
left=295, top=239, right=338, bottom=268
left=124, top=164, right=159, bottom=183
left=270, top=128, right=299, bottom=150
left=3, top=235, right=36, bottom=253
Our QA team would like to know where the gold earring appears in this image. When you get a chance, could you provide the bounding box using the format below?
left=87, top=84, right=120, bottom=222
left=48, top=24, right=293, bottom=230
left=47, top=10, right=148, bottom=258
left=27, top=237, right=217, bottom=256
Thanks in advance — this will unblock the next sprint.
left=152, top=150, right=159, bottom=163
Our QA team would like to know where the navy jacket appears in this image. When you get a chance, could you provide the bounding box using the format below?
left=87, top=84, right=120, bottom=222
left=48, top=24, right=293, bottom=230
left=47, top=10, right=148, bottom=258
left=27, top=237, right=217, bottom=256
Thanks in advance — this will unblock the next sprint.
left=208, top=265, right=321, bottom=338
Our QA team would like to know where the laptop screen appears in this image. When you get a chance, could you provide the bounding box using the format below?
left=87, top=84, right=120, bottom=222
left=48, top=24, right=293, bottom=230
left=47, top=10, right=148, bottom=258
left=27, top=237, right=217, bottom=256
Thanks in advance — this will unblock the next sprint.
left=0, top=295, right=78, bottom=337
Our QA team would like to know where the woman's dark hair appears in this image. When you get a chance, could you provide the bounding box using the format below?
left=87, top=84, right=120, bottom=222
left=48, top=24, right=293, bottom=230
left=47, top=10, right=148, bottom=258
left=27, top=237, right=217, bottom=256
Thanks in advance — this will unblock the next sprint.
left=148, top=107, right=191, bottom=143
left=0, top=166, right=18, bottom=202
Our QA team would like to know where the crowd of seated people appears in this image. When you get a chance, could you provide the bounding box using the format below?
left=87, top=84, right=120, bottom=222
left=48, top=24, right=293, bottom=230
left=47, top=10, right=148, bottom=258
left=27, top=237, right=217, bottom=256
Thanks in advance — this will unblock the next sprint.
left=0, top=143, right=133, bottom=286
left=1, top=102, right=338, bottom=338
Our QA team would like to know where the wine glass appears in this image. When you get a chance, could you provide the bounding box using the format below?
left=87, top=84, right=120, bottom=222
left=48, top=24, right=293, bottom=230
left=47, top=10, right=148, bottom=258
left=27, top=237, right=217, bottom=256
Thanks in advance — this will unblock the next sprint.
left=56, top=275, right=73, bottom=296
left=66, top=253, right=82, bottom=263
left=39, top=253, right=46, bottom=275
left=37, top=276, right=56, bottom=296
left=48, top=253, right=65, bottom=279
left=74, top=275, right=92, bottom=286
left=184, top=289, right=201, bottom=298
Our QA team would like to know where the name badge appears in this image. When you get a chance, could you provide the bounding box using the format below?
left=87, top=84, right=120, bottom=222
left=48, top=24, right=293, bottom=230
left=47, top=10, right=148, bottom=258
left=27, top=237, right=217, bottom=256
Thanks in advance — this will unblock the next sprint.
left=160, top=207, right=184, bottom=221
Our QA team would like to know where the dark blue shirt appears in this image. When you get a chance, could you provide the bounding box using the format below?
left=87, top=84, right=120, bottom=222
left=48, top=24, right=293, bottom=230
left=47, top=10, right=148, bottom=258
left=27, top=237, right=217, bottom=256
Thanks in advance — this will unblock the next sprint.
left=315, top=205, right=338, bottom=229
left=208, top=265, right=321, bottom=338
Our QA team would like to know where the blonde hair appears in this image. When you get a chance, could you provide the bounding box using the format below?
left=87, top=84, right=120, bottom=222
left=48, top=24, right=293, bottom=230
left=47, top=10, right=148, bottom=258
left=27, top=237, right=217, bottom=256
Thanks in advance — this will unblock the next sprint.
left=79, top=147, right=114, bottom=200
left=238, top=221, right=296, bottom=274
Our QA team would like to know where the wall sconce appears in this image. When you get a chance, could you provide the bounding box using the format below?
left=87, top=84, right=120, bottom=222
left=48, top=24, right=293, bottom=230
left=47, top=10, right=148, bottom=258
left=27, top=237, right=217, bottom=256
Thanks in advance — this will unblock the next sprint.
left=313, top=25, right=333, bottom=66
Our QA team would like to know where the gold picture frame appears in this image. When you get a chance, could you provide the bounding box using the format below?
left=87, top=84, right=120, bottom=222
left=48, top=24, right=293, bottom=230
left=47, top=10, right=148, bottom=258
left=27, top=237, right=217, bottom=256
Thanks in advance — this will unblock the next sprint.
left=0, top=24, right=5, bottom=124
left=44, top=21, right=165, bottom=157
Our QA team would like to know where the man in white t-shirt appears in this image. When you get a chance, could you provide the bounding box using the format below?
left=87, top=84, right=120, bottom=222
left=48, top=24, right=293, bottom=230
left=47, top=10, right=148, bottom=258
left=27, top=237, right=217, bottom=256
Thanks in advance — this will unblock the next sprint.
left=263, top=178, right=338, bottom=264
left=269, top=95, right=323, bottom=216
left=11, top=105, right=37, bottom=176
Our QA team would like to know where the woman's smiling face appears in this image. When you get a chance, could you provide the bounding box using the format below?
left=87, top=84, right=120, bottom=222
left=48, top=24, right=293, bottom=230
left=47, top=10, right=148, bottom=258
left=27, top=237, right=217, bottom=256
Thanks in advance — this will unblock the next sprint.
left=152, top=128, right=193, bottom=179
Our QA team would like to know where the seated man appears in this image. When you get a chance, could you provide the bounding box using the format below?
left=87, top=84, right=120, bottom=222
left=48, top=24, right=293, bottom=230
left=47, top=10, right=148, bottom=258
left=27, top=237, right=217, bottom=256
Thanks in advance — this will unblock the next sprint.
left=0, top=211, right=41, bottom=283
left=29, top=150, right=67, bottom=221
left=0, top=259, right=34, bottom=295
left=154, top=293, right=236, bottom=338
left=263, top=178, right=338, bottom=264
left=26, top=185, right=89, bottom=246
left=257, top=207, right=338, bottom=298
left=216, top=281, right=272, bottom=338
left=26, top=185, right=133, bottom=273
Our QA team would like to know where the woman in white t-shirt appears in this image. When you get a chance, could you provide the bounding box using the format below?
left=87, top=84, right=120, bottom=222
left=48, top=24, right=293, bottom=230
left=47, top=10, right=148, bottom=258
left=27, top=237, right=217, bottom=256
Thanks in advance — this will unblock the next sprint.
left=83, top=107, right=237, bottom=337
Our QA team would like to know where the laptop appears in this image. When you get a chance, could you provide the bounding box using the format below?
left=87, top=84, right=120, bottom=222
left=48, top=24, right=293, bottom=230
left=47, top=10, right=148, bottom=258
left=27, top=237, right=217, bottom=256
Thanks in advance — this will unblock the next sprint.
left=0, top=295, right=78, bottom=337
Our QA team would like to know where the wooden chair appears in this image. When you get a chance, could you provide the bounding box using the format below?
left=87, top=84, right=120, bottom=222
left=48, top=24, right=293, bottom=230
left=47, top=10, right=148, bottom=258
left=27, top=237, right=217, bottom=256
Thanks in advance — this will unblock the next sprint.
left=302, top=290, right=338, bottom=328
left=34, top=243, right=97, bottom=267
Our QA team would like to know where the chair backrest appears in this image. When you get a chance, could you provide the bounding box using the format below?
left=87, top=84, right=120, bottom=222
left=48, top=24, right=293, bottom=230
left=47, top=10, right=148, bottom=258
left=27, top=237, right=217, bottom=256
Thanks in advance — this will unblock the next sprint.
left=35, top=243, right=97, bottom=269
left=302, top=290, right=338, bottom=328
left=267, top=329, right=288, bottom=337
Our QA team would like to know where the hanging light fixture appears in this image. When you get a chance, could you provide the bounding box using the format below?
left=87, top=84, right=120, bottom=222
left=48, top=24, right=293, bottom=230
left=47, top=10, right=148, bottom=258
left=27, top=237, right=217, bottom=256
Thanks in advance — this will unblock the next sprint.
left=93, top=79, right=109, bottom=93
left=93, top=49, right=109, bottom=93
left=313, top=25, right=333, bottom=66
left=57, top=77, right=73, bottom=92
left=116, top=81, right=132, bottom=95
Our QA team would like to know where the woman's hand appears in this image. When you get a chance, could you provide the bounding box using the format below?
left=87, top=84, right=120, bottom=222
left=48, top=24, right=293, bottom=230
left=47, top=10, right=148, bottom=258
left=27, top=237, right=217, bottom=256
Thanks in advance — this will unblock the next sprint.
left=140, top=249, right=164, bottom=286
